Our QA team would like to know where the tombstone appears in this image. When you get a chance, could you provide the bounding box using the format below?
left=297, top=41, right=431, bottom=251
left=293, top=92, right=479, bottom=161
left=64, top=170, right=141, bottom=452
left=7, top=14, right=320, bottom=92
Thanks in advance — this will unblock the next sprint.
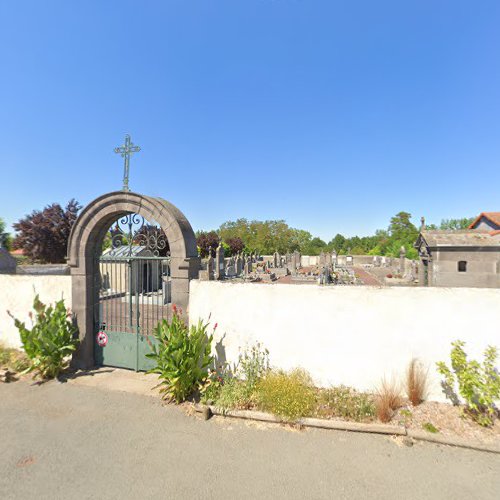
left=325, top=252, right=332, bottom=266
left=235, top=253, right=243, bottom=275
left=225, top=257, right=236, bottom=277
left=215, top=243, right=225, bottom=280
left=0, top=247, right=16, bottom=274
left=331, top=250, right=338, bottom=268
left=206, top=255, right=215, bottom=281
left=293, top=250, right=301, bottom=269
left=319, top=266, right=330, bottom=285
left=345, top=255, right=353, bottom=267
left=318, top=252, right=326, bottom=267
left=244, top=256, right=253, bottom=275
left=399, top=246, right=406, bottom=276
left=273, top=251, right=279, bottom=268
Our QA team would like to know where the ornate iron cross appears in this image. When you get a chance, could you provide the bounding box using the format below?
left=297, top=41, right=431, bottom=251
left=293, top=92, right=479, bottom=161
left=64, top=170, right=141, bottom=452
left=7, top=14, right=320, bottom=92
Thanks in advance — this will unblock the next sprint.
left=114, top=134, right=141, bottom=192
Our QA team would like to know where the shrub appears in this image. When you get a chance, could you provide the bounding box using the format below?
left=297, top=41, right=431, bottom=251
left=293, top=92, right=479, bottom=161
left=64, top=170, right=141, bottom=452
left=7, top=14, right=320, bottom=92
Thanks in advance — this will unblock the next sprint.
left=147, top=310, right=214, bottom=403
left=256, top=368, right=316, bottom=422
left=9, top=295, right=78, bottom=379
left=405, top=358, right=428, bottom=406
left=375, top=378, right=402, bottom=423
left=317, top=386, right=375, bottom=422
left=436, top=340, right=500, bottom=427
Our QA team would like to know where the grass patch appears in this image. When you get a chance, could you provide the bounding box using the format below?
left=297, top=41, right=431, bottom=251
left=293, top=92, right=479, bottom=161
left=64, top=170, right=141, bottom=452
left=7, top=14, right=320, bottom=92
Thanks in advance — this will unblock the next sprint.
left=0, top=343, right=30, bottom=373
left=317, top=386, right=375, bottom=422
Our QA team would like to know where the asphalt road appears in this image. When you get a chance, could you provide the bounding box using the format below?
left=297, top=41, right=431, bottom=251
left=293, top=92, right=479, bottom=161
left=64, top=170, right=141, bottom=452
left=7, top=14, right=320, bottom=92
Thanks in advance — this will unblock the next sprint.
left=1, top=380, right=499, bottom=500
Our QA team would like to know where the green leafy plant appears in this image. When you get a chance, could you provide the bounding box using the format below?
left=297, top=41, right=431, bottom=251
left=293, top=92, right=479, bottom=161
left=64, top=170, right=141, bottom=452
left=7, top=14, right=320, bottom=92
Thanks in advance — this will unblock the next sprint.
left=147, top=309, right=214, bottom=403
left=317, top=386, right=375, bottom=422
left=422, top=422, right=439, bottom=433
left=9, top=295, right=78, bottom=379
left=256, top=368, right=316, bottom=422
left=436, top=340, right=500, bottom=427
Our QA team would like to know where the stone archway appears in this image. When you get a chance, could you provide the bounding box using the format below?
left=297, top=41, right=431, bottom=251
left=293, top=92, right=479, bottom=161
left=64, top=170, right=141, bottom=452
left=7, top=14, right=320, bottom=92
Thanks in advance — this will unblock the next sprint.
left=67, top=191, right=199, bottom=368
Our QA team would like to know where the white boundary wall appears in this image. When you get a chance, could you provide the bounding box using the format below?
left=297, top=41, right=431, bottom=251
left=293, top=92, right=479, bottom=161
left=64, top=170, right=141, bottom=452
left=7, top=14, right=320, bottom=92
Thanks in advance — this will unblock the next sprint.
left=0, top=275, right=72, bottom=348
left=189, top=281, right=500, bottom=401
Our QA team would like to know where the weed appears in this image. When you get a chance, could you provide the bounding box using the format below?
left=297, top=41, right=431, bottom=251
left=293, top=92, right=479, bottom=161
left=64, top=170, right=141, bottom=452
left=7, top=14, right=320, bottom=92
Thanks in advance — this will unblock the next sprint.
left=422, top=422, right=439, bottom=433
left=317, top=386, right=375, bottom=422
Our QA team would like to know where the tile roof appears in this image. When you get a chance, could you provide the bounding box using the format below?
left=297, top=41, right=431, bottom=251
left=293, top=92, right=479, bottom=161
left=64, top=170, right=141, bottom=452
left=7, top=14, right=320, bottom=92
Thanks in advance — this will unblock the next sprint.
left=469, top=212, right=500, bottom=229
left=419, top=230, right=500, bottom=248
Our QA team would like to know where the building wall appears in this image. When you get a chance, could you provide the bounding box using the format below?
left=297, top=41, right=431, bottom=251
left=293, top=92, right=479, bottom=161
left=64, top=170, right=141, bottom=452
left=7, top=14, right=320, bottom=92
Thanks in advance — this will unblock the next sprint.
left=0, top=275, right=72, bottom=348
left=189, top=280, right=500, bottom=402
left=431, top=249, right=500, bottom=288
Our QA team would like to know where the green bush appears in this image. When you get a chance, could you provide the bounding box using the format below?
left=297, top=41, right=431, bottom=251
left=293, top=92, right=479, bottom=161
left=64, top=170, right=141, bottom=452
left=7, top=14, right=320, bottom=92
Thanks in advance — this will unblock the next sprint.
left=437, top=340, right=500, bottom=427
left=9, top=295, right=78, bottom=379
left=256, top=368, right=316, bottom=422
left=147, top=311, right=214, bottom=403
left=317, top=386, right=375, bottom=422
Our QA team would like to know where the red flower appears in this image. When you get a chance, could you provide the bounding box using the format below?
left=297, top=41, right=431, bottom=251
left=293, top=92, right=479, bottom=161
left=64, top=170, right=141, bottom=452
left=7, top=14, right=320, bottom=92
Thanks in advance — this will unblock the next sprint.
left=214, top=323, right=218, bottom=330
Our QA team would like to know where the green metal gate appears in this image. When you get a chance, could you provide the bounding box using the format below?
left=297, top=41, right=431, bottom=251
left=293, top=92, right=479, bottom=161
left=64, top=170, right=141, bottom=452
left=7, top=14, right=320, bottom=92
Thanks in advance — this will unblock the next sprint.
left=94, top=214, right=170, bottom=371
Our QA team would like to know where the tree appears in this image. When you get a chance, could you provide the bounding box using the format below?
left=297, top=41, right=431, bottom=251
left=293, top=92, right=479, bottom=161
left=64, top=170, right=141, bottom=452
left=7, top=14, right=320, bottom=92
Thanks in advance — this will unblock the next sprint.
left=197, top=231, right=219, bottom=257
left=328, top=233, right=346, bottom=254
left=225, top=237, right=244, bottom=256
left=12, top=200, right=81, bottom=263
left=388, top=211, right=418, bottom=242
left=439, top=217, right=474, bottom=230
left=0, top=217, right=10, bottom=249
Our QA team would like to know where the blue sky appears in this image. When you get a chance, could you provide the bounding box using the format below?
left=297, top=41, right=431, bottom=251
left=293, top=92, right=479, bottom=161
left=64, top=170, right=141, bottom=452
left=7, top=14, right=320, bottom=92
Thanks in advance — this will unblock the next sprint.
left=1, top=0, right=499, bottom=241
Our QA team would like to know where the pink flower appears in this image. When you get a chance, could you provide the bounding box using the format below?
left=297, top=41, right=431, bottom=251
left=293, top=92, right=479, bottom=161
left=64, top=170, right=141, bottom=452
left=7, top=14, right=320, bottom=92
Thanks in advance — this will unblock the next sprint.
left=214, top=323, right=218, bottom=330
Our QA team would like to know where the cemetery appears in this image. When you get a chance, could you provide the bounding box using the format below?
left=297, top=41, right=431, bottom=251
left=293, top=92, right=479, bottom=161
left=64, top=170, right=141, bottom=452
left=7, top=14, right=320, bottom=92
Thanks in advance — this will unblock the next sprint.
left=1, top=183, right=500, bottom=447
left=1, top=139, right=499, bottom=448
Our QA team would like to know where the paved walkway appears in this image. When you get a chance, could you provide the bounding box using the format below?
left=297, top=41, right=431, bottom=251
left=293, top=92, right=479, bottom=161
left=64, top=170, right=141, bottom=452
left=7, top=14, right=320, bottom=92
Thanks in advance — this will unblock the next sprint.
left=1, top=376, right=499, bottom=499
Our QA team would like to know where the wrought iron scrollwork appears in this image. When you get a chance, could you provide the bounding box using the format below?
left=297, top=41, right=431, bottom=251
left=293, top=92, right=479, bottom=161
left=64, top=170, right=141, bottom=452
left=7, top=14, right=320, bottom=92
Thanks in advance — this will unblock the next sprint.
left=104, top=213, right=169, bottom=257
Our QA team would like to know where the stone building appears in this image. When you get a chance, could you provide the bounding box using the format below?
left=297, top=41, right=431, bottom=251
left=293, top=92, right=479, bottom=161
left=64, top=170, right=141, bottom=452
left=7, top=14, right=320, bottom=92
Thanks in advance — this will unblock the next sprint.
left=415, top=213, right=500, bottom=288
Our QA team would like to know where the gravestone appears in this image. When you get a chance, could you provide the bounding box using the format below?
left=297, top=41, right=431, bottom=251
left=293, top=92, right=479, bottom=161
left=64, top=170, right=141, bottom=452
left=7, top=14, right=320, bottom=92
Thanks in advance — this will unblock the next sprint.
left=0, top=247, right=16, bottom=274
left=273, top=251, right=279, bottom=268
left=399, top=246, right=406, bottom=276
left=216, top=243, right=225, bottom=280
left=244, top=256, right=253, bottom=275
left=206, top=255, right=214, bottom=281
left=235, top=253, right=243, bottom=275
